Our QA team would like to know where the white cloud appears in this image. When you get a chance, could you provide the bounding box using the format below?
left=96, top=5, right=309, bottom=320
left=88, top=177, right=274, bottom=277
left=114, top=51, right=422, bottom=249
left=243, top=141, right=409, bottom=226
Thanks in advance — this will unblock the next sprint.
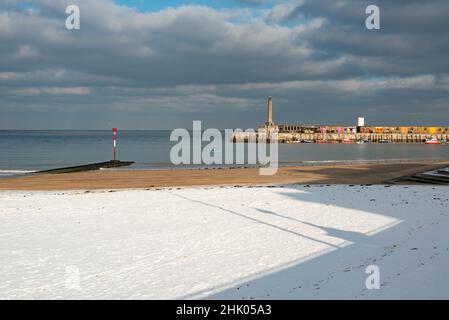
left=1, top=0, right=449, bottom=128
left=16, top=45, right=39, bottom=58
left=0, top=72, right=18, bottom=80
left=14, top=87, right=91, bottom=95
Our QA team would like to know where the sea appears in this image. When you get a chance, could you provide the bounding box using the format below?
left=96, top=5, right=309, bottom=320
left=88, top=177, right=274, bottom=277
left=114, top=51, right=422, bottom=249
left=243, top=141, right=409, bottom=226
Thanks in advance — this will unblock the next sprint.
left=1, top=130, right=449, bottom=177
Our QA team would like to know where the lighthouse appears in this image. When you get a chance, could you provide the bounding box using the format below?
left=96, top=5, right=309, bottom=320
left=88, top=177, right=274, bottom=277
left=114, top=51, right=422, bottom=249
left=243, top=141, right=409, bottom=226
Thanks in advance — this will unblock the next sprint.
left=266, top=96, right=273, bottom=126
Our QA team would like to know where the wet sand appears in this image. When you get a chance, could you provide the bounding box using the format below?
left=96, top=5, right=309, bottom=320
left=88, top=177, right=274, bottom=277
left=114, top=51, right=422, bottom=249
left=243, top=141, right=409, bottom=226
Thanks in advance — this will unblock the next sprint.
left=1, top=160, right=448, bottom=191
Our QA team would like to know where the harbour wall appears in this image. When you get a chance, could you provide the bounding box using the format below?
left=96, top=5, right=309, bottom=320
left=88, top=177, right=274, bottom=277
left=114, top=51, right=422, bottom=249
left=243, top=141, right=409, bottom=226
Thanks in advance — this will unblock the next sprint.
left=232, top=132, right=449, bottom=143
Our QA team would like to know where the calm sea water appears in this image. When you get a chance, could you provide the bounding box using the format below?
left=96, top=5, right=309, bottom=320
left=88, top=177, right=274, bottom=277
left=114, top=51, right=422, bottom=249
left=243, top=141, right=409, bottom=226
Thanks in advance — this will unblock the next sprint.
left=1, top=130, right=448, bottom=177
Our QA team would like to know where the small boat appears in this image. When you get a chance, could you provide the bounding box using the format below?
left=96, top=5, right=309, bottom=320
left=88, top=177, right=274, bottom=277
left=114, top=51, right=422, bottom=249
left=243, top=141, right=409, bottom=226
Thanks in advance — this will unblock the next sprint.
left=356, top=140, right=364, bottom=144
left=425, top=138, right=441, bottom=145
left=316, top=140, right=328, bottom=144
left=302, top=140, right=315, bottom=143
left=378, top=140, right=389, bottom=144
left=341, top=139, right=353, bottom=144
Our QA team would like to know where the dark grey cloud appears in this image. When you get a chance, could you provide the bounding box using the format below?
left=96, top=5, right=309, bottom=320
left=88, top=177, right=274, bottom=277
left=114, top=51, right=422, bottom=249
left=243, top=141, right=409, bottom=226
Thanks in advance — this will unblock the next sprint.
left=0, top=0, right=448, bottom=129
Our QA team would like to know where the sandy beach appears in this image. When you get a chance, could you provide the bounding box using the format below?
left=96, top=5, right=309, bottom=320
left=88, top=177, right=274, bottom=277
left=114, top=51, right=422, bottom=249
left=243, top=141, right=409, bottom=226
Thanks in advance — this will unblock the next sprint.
left=1, top=160, right=449, bottom=299
left=1, top=160, right=449, bottom=191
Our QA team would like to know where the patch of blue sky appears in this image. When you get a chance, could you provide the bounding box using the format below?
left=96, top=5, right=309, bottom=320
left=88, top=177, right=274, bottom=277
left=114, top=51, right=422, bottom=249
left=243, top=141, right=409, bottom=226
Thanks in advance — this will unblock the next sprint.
left=2, top=1, right=41, bottom=12
left=114, top=0, right=275, bottom=12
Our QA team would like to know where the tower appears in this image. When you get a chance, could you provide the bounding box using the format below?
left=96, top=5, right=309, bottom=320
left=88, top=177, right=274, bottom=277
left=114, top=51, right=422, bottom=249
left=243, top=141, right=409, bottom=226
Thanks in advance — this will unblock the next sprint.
left=266, top=96, right=273, bottom=126
left=357, top=117, right=365, bottom=127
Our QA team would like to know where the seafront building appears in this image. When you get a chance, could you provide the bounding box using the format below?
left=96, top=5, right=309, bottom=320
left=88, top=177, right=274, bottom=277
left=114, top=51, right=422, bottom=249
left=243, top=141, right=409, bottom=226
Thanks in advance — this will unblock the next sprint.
left=233, top=97, right=449, bottom=143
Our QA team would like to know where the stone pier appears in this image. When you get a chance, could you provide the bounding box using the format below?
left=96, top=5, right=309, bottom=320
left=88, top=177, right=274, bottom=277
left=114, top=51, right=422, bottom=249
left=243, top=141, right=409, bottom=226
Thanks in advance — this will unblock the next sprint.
left=232, top=132, right=449, bottom=143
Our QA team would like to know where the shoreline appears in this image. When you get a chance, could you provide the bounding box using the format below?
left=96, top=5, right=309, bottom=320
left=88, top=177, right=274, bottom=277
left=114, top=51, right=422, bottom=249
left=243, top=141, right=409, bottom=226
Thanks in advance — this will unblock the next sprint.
left=1, top=157, right=446, bottom=175
left=0, top=159, right=448, bottom=191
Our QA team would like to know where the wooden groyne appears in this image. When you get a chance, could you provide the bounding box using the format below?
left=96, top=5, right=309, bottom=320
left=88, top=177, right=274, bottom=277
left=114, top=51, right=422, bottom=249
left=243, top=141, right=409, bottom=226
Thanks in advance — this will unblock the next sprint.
left=35, top=160, right=134, bottom=174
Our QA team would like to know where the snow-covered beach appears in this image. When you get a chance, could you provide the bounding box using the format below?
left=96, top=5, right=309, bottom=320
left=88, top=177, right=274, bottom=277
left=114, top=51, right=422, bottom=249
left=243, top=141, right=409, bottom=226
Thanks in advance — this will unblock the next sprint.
left=1, top=184, right=449, bottom=299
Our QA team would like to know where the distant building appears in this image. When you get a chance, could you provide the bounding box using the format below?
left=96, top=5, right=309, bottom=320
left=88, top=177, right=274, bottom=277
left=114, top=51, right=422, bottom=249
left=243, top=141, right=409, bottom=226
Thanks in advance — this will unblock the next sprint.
left=358, top=126, right=449, bottom=135
left=266, top=96, right=273, bottom=126
left=237, top=98, right=449, bottom=144
left=257, top=97, right=448, bottom=137
left=259, top=96, right=279, bottom=133
left=357, top=117, right=365, bottom=127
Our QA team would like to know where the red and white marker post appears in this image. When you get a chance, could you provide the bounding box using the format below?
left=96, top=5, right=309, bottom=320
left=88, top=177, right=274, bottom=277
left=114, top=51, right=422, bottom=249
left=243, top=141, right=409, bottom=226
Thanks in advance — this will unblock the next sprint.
left=112, top=127, right=117, bottom=161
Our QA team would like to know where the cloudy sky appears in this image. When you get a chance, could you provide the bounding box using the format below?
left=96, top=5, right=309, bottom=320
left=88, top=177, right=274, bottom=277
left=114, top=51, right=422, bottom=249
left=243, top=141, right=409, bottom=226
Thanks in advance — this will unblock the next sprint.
left=1, top=0, right=448, bottom=129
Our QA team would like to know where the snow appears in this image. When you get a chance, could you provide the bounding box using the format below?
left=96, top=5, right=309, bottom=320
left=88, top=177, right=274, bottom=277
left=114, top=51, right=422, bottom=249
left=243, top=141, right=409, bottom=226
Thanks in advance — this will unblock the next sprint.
left=1, top=185, right=448, bottom=299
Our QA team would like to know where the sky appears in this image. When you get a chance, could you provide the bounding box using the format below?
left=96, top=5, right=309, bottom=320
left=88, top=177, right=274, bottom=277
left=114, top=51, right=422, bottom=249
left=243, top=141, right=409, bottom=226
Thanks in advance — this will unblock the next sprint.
left=1, top=0, right=449, bottom=130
